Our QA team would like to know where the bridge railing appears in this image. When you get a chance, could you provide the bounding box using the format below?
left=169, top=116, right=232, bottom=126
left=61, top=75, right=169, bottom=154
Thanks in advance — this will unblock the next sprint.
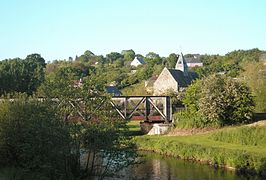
left=0, top=96, right=172, bottom=123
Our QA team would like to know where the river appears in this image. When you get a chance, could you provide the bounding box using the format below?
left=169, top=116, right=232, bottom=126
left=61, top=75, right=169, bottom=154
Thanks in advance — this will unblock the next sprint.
left=117, top=152, right=258, bottom=180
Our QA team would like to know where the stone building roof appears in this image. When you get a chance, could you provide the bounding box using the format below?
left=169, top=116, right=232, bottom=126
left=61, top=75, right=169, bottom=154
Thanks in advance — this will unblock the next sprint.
left=152, top=52, right=198, bottom=95
left=168, top=69, right=197, bottom=87
left=167, top=69, right=187, bottom=87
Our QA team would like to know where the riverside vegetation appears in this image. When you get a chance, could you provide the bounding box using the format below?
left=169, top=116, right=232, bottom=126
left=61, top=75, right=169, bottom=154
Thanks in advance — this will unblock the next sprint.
left=0, top=48, right=265, bottom=178
left=133, top=122, right=266, bottom=177
left=133, top=74, right=266, bottom=178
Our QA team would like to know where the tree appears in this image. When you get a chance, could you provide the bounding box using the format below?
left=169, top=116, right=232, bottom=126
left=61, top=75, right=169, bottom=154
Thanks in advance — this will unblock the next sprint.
left=84, top=50, right=95, bottom=57
left=106, top=52, right=123, bottom=64
left=175, top=75, right=254, bottom=127
left=198, top=75, right=254, bottom=126
left=121, top=49, right=135, bottom=62
left=0, top=95, right=72, bottom=179
left=24, top=54, right=46, bottom=94
left=240, top=61, right=266, bottom=112
left=166, top=53, right=178, bottom=68
left=145, top=52, right=162, bottom=65
left=0, top=54, right=46, bottom=95
left=38, top=75, right=138, bottom=179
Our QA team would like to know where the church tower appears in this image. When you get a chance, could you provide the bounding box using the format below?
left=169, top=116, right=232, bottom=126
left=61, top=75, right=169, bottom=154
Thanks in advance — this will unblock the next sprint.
left=175, top=53, right=189, bottom=76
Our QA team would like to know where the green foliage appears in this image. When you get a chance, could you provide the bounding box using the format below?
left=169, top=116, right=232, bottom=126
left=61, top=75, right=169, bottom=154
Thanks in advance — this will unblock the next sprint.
left=165, top=53, right=178, bottom=69
left=37, top=66, right=82, bottom=98
left=182, top=79, right=201, bottom=111
left=0, top=97, right=72, bottom=179
left=106, top=52, right=123, bottom=63
left=240, top=61, right=266, bottom=112
left=196, top=48, right=265, bottom=78
left=199, top=75, right=254, bottom=125
left=37, top=75, right=138, bottom=178
left=135, top=126, right=266, bottom=176
left=145, top=52, right=162, bottom=65
left=121, top=49, right=135, bottom=62
left=175, top=75, right=254, bottom=128
left=173, top=110, right=216, bottom=128
left=0, top=54, right=45, bottom=95
left=161, top=89, right=184, bottom=112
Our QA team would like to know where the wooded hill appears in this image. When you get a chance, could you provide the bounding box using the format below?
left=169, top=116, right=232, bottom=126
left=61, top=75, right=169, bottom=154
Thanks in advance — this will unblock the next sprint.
left=0, top=48, right=265, bottom=112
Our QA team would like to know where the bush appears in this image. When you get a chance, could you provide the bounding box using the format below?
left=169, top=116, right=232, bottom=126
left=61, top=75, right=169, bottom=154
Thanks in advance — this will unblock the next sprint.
left=173, top=110, right=218, bottom=128
left=175, top=75, right=254, bottom=128
left=199, top=75, right=254, bottom=125
left=0, top=97, right=72, bottom=179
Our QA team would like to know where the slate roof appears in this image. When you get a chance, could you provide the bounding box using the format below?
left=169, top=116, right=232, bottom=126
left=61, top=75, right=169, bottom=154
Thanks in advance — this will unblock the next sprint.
left=168, top=69, right=197, bottom=87
left=106, top=86, right=122, bottom=96
left=185, top=57, right=202, bottom=63
left=130, top=57, right=145, bottom=66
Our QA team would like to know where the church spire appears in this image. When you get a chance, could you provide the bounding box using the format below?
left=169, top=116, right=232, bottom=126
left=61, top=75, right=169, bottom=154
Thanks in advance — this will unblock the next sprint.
left=175, top=53, right=189, bottom=76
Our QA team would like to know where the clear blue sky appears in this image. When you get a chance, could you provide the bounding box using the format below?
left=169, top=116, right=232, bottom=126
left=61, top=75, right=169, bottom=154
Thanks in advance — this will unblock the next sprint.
left=1, top=0, right=265, bottom=61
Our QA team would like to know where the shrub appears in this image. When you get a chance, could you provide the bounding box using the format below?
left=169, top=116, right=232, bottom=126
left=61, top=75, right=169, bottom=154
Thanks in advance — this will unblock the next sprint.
left=0, top=98, right=72, bottom=178
left=175, top=75, right=254, bottom=128
left=199, top=75, right=254, bottom=125
left=173, top=110, right=218, bottom=128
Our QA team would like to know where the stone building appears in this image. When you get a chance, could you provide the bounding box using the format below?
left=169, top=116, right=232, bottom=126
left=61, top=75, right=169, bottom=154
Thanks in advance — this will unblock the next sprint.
left=153, top=53, right=197, bottom=95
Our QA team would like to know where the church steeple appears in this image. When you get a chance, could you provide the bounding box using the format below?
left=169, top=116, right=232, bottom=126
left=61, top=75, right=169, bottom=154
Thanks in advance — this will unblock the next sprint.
left=175, top=53, right=189, bottom=76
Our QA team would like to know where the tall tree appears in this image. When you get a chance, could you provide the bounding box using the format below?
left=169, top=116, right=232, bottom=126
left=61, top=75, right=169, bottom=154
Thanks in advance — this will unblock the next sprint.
left=0, top=54, right=46, bottom=95
left=166, top=53, right=178, bottom=68
left=121, top=49, right=135, bottom=62
left=106, top=52, right=123, bottom=63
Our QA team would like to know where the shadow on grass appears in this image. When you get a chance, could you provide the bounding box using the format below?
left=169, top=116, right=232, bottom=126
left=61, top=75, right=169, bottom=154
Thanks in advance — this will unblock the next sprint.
left=127, top=121, right=143, bottom=136
left=253, top=113, right=266, bottom=121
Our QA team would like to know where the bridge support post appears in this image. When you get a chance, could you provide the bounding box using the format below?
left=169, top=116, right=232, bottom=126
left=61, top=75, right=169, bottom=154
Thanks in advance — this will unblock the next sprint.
left=145, top=97, right=150, bottom=121
left=163, top=96, right=172, bottom=123
left=124, top=97, right=128, bottom=119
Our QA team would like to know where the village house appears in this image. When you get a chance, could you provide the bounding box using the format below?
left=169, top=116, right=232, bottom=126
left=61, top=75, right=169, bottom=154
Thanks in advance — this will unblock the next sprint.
left=152, top=53, right=197, bottom=95
left=185, top=54, right=203, bottom=68
left=130, top=56, right=145, bottom=67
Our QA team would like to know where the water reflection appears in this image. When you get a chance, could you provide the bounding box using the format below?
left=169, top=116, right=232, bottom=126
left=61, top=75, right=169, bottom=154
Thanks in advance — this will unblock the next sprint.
left=119, top=152, right=251, bottom=180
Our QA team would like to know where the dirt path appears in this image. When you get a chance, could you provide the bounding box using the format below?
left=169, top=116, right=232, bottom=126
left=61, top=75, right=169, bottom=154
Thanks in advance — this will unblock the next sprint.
left=167, top=127, right=217, bottom=136
left=246, top=120, right=266, bottom=127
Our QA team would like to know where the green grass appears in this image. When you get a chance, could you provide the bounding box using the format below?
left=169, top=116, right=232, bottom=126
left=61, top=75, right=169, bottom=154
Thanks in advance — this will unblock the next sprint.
left=134, top=124, right=266, bottom=176
left=211, top=126, right=266, bottom=146
left=126, top=121, right=142, bottom=136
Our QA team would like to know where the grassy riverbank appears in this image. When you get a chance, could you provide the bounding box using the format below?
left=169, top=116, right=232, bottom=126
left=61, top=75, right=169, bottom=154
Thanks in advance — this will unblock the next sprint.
left=128, top=121, right=266, bottom=177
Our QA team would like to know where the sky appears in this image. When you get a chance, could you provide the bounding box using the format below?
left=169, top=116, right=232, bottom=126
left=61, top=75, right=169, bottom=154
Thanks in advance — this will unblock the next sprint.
left=0, top=0, right=266, bottom=61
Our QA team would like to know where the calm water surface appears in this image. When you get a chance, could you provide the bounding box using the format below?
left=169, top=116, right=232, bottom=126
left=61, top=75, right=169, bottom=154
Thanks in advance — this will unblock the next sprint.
left=117, top=152, right=258, bottom=180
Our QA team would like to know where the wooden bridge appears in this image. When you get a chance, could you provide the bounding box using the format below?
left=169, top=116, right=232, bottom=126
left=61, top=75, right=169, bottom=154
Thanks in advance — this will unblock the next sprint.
left=110, top=96, right=172, bottom=123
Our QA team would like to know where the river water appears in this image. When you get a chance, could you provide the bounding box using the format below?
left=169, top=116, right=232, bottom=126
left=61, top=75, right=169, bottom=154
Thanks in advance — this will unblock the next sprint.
left=117, top=152, right=256, bottom=180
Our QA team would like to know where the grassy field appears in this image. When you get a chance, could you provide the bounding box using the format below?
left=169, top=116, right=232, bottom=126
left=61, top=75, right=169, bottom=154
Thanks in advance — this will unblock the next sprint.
left=127, top=120, right=266, bottom=176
